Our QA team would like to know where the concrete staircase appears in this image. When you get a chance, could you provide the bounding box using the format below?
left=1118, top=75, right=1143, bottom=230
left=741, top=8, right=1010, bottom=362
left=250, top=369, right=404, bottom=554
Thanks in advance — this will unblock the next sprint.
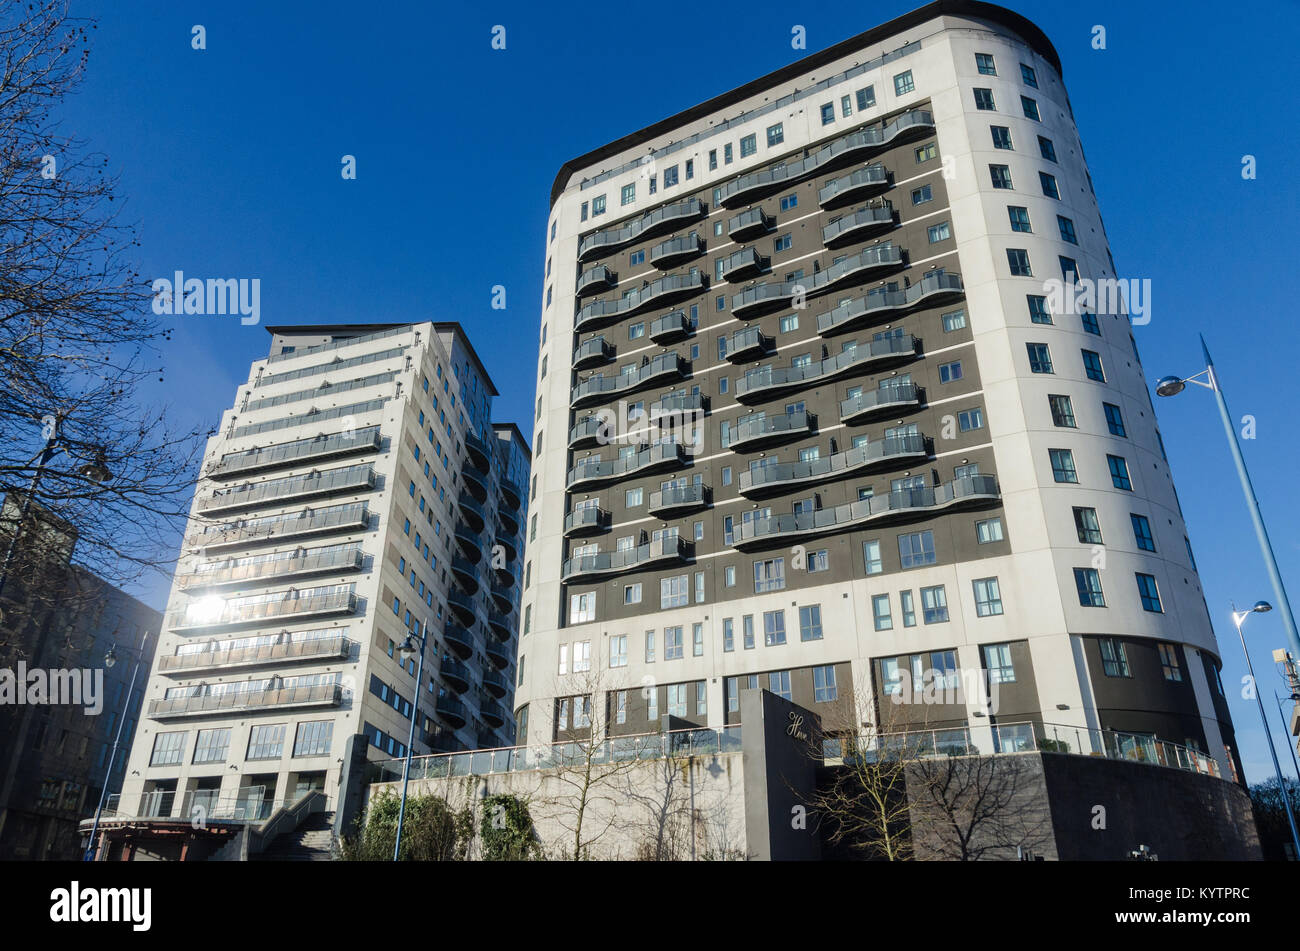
left=252, top=811, right=335, bottom=862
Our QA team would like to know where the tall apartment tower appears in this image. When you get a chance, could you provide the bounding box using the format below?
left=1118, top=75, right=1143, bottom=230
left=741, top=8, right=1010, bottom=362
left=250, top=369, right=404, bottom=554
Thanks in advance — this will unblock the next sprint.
left=114, top=322, right=528, bottom=831
left=518, top=0, right=1242, bottom=780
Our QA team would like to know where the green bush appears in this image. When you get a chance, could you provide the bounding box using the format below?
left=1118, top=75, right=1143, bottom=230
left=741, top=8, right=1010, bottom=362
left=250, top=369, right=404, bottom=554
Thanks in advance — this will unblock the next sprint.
left=340, top=789, right=466, bottom=861
left=479, top=794, right=539, bottom=861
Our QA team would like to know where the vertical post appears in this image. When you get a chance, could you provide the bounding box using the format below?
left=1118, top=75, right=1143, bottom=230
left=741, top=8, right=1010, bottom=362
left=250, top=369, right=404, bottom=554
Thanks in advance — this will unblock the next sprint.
left=84, top=634, right=149, bottom=861
left=393, top=627, right=427, bottom=862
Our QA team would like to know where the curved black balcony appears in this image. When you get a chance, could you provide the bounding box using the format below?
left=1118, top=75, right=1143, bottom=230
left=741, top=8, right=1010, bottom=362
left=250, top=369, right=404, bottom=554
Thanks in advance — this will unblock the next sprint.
left=482, top=668, right=510, bottom=699
left=480, top=698, right=507, bottom=729
left=731, top=244, right=903, bottom=318
left=720, top=247, right=769, bottom=282
left=497, top=505, right=520, bottom=538
left=649, top=311, right=692, bottom=344
left=575, top=273, right=707, bottom=332
left=465, top=432, right=492, bottom=475
left=564, top=506, right=610, bottom=538
left=735, top=475, right=1000, bottom=550
left=436, top=695, right=468, bottom=729
left=722, top=326, right=772, bottom=363
left=822, top=202, right=896, bottom=248
left=577, top=198, right=707, bottom=263
left=451, top=556, right=480, bottom=595
left=499, top=476, right=523, bottom=509
left=647, top=483, right=710, bottom=518
left=734, top=334, right=918, bottom=404
left=561, top=536, right=692, bottom=583
left=493, top=560, right=519, bottom=591
left=489, top=582, right=516, bottom=614
left=494, top=529, right=518, bottom=562
left=576, top=265, right=617, bottom=298
left=729, top=410, right=815, bottom=452
left=650, top=234, right=705, bottom=269
left=446, top=589, right=476, bottom=627
left=566, top=442, right=687, bottom=491
left=573, top=336, right=614, bottom=370
left=817, top=270, right=965, bottom=337
left=457, top=492, right=486, bottom=533
left=727, top=208, right=774, bottom=242
left=738, top=433, right=929, bottom=499
left=454, top=525, right=484, bottom=563
left=571, top=353, right=689, bottom=409
left=443, top=623, right=474, bottom=660
left=819, top=163, right=891, bottom=209
left=487, top=608, right=514, bottom=643
left=840, top=382, right=922, bottom=424
left=568, top=415, right=611, bottom=451
left=439, top=656, right=471, bottom=694
left=485, top=640, right=511, bottom=670
left=461, top=464, right=489, bottom=504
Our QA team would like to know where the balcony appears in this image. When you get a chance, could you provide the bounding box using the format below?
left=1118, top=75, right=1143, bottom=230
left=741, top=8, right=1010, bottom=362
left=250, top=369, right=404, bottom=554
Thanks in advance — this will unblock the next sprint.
left=192, top=502, right=370, bottom=554
left=149, top=682, right=343, bottom=720
left=739, top=433, right=929, bottom=499
left=494, top=529, right=518, bottom=562
left=729, top=410, right=815, bottom=452
left=493, top=559, right=519, bottom=591
left=721, top=326, right=771, bottom=363
left=568, top=415, right=611, bottom=451
left=650, top=234, right=705, bottom=268
left=576, top=265, right=617, bottom=298
left=570, top=353, right=689, bottom=409
left=206, top=426, right=381, bottom=481
left=575, top=273, right=707, bottom=332
left=819, top=163, right=891, bottom=209
left=158, top=633, right=351, bottom=675
left=822, top=202, right=895, bottom=248
left=455, top=525, right=484, bottom=563
left=489, top=582, right=516, bottom=615
left=649, top=311, right=692, bottom=344
left=734, top=334, right=918, bottom=404
left=727, top=208, right=774, bottom=242
left=443, top=624, right=474, bottom=660
left=566, top=442, right=686, bottom=491
left=499, top=477, right=523, bottom=510
left=650, top=392, right=707, bottom=420
left=573, top=336, right=614, bottom=370
left=178, top=544, right=364, bottom=591
left=564, top=506, right=610, bottom=538
left=486, top=608, right=514, bottom=643
left=485, top=640, right=511, bottom=670
left=446, top=589, right=476, bottom=627
left=482, top=668, right=510, bottom=700
left=461, top=464, right=489, bottom=504
left=439, top=656, right=471, bottom=694
left=577, top=198, right=707, bottom=263
left=562, top=536, right=692, bottom=583
left=720, top=247, right=769, bottom=282
left=497, top=505, right=520, bottom=538
left=734, top=475, right=1000, bottom=550
left=465, top=432, right=492, bottom=475
left=168, top=588, right=356, bottom=633
left=731, top=244, right=904, bottom=318
left=647, top=483, right=710, bottom=518
left=437, top=695, right=468, bottom=729
left=817, top=271, right=965, bottom=337
left=480, top=698, right=507, bottom=729
left=840, top=381, right=922, bottom=424
left=451, top=556, right=480, bottom=595
left=196, top=464, right=375, bottom=516
left=457, top=492, right=486, bottom=533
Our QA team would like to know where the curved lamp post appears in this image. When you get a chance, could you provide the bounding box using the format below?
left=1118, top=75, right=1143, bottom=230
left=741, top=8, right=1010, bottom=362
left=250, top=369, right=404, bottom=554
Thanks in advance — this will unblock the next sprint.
left=392, top=621, right=429, bottom=861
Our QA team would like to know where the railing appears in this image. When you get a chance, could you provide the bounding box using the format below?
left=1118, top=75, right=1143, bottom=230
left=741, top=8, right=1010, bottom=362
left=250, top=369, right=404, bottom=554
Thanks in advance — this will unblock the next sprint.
left=739, top=433, right=927, bottom=496
left=244, top=370, right=397, bottom=413
left=576, top=273, right=706, bottom=328
left=650, top=393, right=706, bottom=418
left=566, top=442, right=685, bottom=489
left=564, top=506, right=609, bottom=535
left=190, top=502, right=370, bottom=550
left=731, top=410, right=812, bottom=448
left=735, top=334, right=916, bottom=402
left=840, top=382, right=921, bottom=421
left=464, top=432, right=492, bottom=471
left=90, top=787, right=281, bottom=825
left=650, top=234, right=704, bottom=265
left=727, top=207, right=773, bottom=239
left=148, top=682, right=343, bottom=718
left=822, top=202, right=894, bottom=245
left=256, top=345, right=407, bottom=389
left=437, top=695, right=468, bottom=724
left=649, top=311, right=691, bottom=342
left=168, top=589, right=356, bottom=631
left=197, top=464, right=375, bottom=514
left=731, top=244, right=903, bottom=316
left=818, top=163, right=890, bottom=207
left=720, top=247, right=768, bottom=280
left=648, top=483, right=710, bottom=514
left=457, top=492, right=486, bottom=527
left=571, top=353, right=687, bottom=407
left=817, top=271, right=965, bottom=336
left=179, top=544, right=364, bottom=590
left=575, top=265, right=616, bottom=295
left=577, top=198, right=705, bottom=261
left=573, top=337, right=614, bottom=367
left=562, top=536, right=691, bottom=582
left=265, top=325, right=408, bottom=364
left=159, top=634, right=351, bottom=673
left=372, top=726, right=743, bottom=783
left=206, top=426, right=382, bottom=479
left=499, top=477, right=524, bottom=507
left=231, top=397, right=386, bottom=440
left=722, top=325, right=770, bottom=360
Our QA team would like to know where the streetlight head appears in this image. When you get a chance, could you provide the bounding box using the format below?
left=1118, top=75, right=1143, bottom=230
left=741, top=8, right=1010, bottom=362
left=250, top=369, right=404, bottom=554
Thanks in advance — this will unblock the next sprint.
left=1252, top=600, right=1273, bottom=614
left=104, top=645, right=118, bottom=669
left=78, top=449, right=112, bottom=484
left=396, top=635, right=416, bottom=661
left=1155, top=376, right=1186, bottom=398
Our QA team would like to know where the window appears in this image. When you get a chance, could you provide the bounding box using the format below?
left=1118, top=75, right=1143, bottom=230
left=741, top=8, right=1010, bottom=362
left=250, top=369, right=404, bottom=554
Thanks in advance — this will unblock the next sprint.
left=1039, top=171, right=1060, bottom=200
left=799, top=605, right=823, bottom=641
left=1131, top=514, right=1156, bottom=552
left=821, top=102, right=835, bottom=125
left=1020, top=62, right=1038, bottom=87
left=1021, top=96, right=1040, bottom=121
left=247, top=724, right=285, bottom=760
left=663, top=165, right=679, bottom=188
left=645, top=631, right=655, bottom=663
left=977, top=517, right=1004, bottom=543
left=915, top=142, right=936, bottom=163
left=743, top=615, right=755, bottom=650
left=695, top=570, right=705, bottom=603
left=1057, top=215, right=1078, bottom=244
left=1099, top=637, right=1130, bottom=677
left=1103, top=402, right=1127, bottom=437
left=610, top=635, right=628, bottom=668
left=150, top=732, right=185, bottom=767
left=740, top=133, right=757, bottom=157
left=774, top=233, right=792, bottom=253
left=1049, top=448, right=1078, bottom=483
left=621, top=183, right=635, bottom=206
left=1008, top=205, right=1032, bottom=232
left=1074, top=568, right=1105, bottom=607
left=1027, top=294, right=1051, bottom=323
left=661, top=575, right=689, bottom=608
left=754, top=557, right=786, bottom=593
left=973, top=577, right=1004, bottom=616
left=293, top=721, right=334, bottom=757
left=872, top=594, right=892, bottom=631
left=856, top=86, right=875, bottom=110
left=580, top=201, right=588, bottom=221
left=991, top=125, right=1012, bottom=149
left=927, top=221, right=951, bottom=243
left=958, top=408, right=984, bottom=431
left=1073, top=506, right=1103, bottom=544
left=721, top=618, right=736, bottom=653
left=1158, top=643, right=1183, bottom=682
left=193, top=728, right=230, bottom=764
left=624, top=583, right=642, bottom=605
left=1082, top=350, right=1106, bottom=382
left=766, top=123, right=784, bottom=147
left=808, top=549, right=829, bottom=572
left=983, top=643, right=1016, bottom=684
left=724, top=143, right=733, bottom=164
left=685, top=159, right=694, bottom=179
left=989, top=164, right=1013, bottom=189
left=1080, top=312, right=1101, bottom=336
left=920, top=585, right=949, bottom=623
left=1027, top=342, right=1053, bottom=373
left=592, top=194, right=606, bottom=216
left=1136, top=573, right=1163, bottom=613
left=938, top=360, right=963, bottom=383
left=975, top=52, right=997, bottom=75
left=557, top=643, right=569, bottom=676
left=763, top=610, right=786, bottom=646
left=629, top=249, right=645, bottom=267
left=911, top=184, right=933, bottom=205
left=900, top=589, right=916, bottom=627
left=628, top=321, right=645, bottom=340
left=708, top=149, right=717, bottom=171
left=942, top=309, right=967, bottom=332
left=863, top=539, right=883, bottom=574
left=1037, top=135, right=1057, bottom=162
left=973, top=87, right=995, bottom=110
left=898, top=530, right=936, bottom=568
left=894, top=70, right=914, bottom=94
left=1007, top=248, right=1032, bottom=276
left=626, top=487, right=643, bottom=507
left=665, top=626, right=683, bottom=660
left=1049, top=394, right=1076, bottom=427
left=570, top=591, right=595, bottom=623
left=779, top=192, right=798, bottom=212
left=813, top=666, right=838, bottom=702
left=1108, top=454, right=1132, bottom=490
left=768, top=670, right=792, bottom=701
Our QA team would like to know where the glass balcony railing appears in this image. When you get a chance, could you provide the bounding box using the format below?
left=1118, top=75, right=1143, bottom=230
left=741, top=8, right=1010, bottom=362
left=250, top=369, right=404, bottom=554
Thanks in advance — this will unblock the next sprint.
left=230, top=398, right=386, bottom=441
left=571, top=353, right=688, bottom=408
left=444, top=624, right=474, bottom=660
left=649, top=311, right=692, bottom=343
left=564, top=506, right=610, bottom=537
left=818, top=163, right=890, bottom=209
left=650, top=392, right=706, bottom=419
left=822, top=201, right=895, bottom=247
left=738, top=433, right=928, bottom=498
left=572, top=336, right=614, bottom=370
left=729, top=410, right=814, bottom=451
left=721, top=325, right=771, bottom=362
left=727, top=207, right=774, bottom=242
left=647, top=483, right=710, bottom=517
left=575, top=265, right=617, bottom=297
left=439, top=656, right=471, bottom=693
left=190, top=502, right=370, bottom=552
left=731, top=244, right=903, bottom=318
left=575, top=273, right=707, bottom=331
left=566, top=442, right=686, bottom=490
left=577, top=198, right=706, bottom=262
left=206, top=426, right=381, bottom=480
left=149, top=682, right=343, bottom=718
left=734, top=334, right=917, bottom=403
left=568, top=416, right=610, bottom=450
left=650, top=234, right=705, bottom=268
left=446, top=589, right=476, bottom=626
left=178, top=544, right=364, bottom=590
left=480, top=699, right=507, bottom=728
left=481, top=668, right=510, bottom=699
left=265, top=325, right=408, bottom=364
left=720, top=247, right=769, bottom=282
left=196, top=463, right=375, bottom=515
left=485, top=640, right=511, bottom=670
left=562, top=536, right=691, bottom=583
left=436, top=695, right=468, bottom=727
left=168, top=588, right=357, bottom=632
left=817, top=271, right=965, bottom=337
left=840, top=382, right=922, bottom=423
left=158, top=633, right=351, bottom=674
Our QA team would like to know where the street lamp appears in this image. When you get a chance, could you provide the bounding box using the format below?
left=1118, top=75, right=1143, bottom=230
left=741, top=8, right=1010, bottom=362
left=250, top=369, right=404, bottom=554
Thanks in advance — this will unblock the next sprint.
left=1156, top=336, right=1300, bottom=666
left=392, top=622, right=429, bottom=861
left=84, top=634, right=150, bottom=861
left=1231, top=601, right=1300, bottom=858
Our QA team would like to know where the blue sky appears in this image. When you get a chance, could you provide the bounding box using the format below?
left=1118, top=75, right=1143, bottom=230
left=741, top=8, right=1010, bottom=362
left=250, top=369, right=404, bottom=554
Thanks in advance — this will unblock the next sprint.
left=62, top=0, right=1300, bottom=784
